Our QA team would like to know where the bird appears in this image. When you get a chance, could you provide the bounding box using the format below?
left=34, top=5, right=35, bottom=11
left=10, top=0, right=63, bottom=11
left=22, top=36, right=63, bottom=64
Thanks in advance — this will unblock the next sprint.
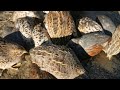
left=25, top=44, right=85, bottom=79
left=0, top=37, right=27, bottom=70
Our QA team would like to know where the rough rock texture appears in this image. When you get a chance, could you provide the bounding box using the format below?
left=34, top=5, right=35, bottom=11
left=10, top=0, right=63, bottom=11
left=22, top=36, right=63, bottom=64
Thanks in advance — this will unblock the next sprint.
left=44, top=11, right=77, bottom=45
left=32, top=23, right=52, bottom=47
left=78, top=17, right=103, bottom=35
left=97, top=15, right=116, bottom=35
left=70, top=32, right=111, bottom=56
left=44, top=11, right=77, bottom=38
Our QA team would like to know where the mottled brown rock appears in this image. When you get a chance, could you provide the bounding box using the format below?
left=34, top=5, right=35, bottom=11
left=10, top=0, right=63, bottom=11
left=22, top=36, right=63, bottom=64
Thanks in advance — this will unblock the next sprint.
left=78, top=17, right=103, bottom=35
left=44, top=11, right=77, bottom=38
left=32, top=23, right=52, bottom=47
left=27, top=44, right=85, bottom=79
left=71, top=32, right=111, bottom=56
left=14, top=16, right=47, bottom=47
left=97, top=15, right=116, bottom=35
left=15, top=17, right=35, bottom=39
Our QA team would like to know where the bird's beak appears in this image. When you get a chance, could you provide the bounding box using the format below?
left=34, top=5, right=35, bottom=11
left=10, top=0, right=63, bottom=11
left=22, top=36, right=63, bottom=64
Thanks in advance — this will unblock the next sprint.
left=23, top=50, right=28, bottom=54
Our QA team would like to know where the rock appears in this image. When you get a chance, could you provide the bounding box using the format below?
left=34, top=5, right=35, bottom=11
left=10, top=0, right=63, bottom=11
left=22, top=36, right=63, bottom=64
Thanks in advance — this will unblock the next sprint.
left=44, top=11, right=77, bottom=45
left=32, top=23, right=52, bottom=47
left=70, top=32, right=111, bottom=56
left=97, top=15, right=116, bottom=36
left=78, top=17, right=103, bottom=35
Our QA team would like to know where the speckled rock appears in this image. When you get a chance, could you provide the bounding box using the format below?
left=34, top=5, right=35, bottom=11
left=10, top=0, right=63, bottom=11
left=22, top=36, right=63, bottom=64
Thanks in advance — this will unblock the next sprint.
left=78, top=17, right=104, bottom=35
left=15, top=17, right=36, bottom=39
left=32, top=23, right=52, bottom=47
